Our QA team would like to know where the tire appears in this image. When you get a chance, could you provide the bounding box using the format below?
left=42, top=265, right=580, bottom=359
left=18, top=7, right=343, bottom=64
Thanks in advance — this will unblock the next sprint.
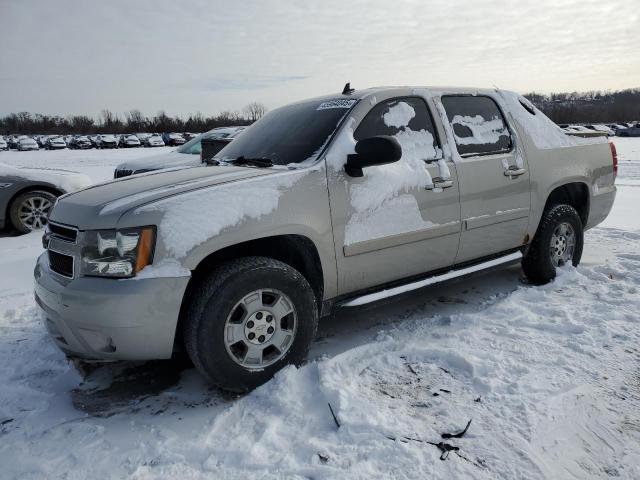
left=9, top=190, right=58, bottom=233
left=522, top=204, right=584, bottom=285
left=184, top=256, right=318, bottom=392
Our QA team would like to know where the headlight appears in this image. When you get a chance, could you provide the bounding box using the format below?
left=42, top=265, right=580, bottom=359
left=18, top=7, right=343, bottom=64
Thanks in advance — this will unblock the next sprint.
left=79, top=227, right=155, bottom=278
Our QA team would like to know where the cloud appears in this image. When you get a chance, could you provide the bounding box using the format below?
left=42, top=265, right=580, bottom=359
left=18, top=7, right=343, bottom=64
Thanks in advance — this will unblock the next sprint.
left=184, top=75, right=310, bottom=91
left=0, top=0, right=638, bottom=116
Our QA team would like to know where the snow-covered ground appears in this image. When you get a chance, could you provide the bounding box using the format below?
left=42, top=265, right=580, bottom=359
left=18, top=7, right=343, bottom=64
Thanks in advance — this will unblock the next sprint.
left=1, top=140, right=639, bottom=479
left=0, top=146, right=176, bottom=183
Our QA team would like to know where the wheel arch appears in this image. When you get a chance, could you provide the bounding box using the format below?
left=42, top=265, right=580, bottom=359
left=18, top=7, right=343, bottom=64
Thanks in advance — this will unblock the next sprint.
left=175, top=234, right=325, bottom=348
left=542, top=181, right=590, bottom=226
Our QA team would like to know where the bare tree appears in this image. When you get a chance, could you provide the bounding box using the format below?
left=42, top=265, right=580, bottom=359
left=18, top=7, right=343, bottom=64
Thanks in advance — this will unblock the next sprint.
left=125, top=109, right=146, bottom=132
left=243, top=102, right=267, bottom=122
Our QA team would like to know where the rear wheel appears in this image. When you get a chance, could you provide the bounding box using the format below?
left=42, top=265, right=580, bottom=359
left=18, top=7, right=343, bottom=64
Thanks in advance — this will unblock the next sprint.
left=9, top=190, right=57, bottom=233
left=522, top=204, right=584, bottom=285
left=184, top=257, right=318, bottom=392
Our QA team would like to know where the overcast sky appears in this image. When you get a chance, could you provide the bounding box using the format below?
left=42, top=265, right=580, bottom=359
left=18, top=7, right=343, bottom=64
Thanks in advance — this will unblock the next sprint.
left=1, top=0, right=638, bottom=118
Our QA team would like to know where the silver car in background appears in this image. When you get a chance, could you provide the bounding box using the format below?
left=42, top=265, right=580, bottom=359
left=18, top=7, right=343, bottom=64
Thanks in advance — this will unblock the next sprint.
left=113, top=126, right=246, bottom=178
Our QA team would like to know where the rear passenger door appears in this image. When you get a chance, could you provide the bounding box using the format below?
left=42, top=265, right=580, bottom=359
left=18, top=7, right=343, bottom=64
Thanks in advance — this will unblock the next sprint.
left=439, top=95, right=531, bottom=263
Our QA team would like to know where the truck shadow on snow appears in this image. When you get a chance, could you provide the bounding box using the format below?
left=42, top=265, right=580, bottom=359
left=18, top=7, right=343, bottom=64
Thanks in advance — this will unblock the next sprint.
left=70, top=264, right=523, bottom=418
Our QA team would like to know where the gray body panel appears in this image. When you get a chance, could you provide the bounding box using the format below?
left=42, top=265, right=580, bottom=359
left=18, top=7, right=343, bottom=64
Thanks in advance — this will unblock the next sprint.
left=0, top=175, right=66, bottom=229
left=36, top=86, right=617, bottom=361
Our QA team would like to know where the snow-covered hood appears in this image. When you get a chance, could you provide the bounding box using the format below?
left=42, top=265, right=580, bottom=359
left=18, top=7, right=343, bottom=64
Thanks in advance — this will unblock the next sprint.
left=49, top=165, right=275, bottom=229
left=115, top=151, right=197, bottom=171
left=0, top=163, right=91, bottom=193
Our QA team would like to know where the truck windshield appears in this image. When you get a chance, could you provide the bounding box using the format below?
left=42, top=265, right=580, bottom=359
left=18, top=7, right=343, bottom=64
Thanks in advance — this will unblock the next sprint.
left=215, top=98, right=358, bottom=165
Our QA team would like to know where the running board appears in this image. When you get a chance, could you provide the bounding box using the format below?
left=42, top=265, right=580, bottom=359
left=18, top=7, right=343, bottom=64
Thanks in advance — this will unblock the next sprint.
left=338, top=251, right=523, bottom=307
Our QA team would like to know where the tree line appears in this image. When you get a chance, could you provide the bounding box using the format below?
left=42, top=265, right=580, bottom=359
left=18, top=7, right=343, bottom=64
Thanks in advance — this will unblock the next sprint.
left=0, top=102, right=267, bottom=135
left=524, top=87, right=640, bottom=124
left=2, top=88, right=639, bottom=135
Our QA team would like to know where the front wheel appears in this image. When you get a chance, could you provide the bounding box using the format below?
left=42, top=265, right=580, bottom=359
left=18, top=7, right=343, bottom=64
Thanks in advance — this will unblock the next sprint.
left=184, top=257, right=318, bottom=392
left=522, top=204, right=584, bottom=285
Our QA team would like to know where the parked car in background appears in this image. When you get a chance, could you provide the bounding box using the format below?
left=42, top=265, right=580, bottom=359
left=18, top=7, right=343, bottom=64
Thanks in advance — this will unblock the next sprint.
left=1, top=163, right=91, bottom=233
left=584, top=124, right=614, bottom=136
left=45, top=136, right=67, bottom=150
left=136, top=133, right=152, bottom=144
left=0, top=138, right=7, bottom=151
left=17, top=138, right=39, bottom=151
left=36, top=136, right=49, bottom=148
left=162, top=132, right=186, bottom=146
left=8, top=135, right=28, bottom=149
left=69, top=135, right=93, bottom=149
left=143, top=133, right=165, bottom=147
left=617, top=123, right=640, bottom=137
left=563, top=125, right=607, bottom=138
left=183, top=132, right=198, bottom=141
left=119, top=134, right=141, bottom=148
left=114, top=126, right=245, bottom=178
left=40, top=87, right=617, bottom=392
left=96, top=134, right=118, bottom=149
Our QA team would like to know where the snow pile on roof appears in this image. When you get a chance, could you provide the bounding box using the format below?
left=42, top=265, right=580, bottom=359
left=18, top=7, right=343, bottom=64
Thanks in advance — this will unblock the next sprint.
left=0, top=162, right=91, bottom=193
left=497, top=90, right=606, bottom=149
left=451, top=115, right=509, bottom=146
left=139, top=172, right=302, bottom=258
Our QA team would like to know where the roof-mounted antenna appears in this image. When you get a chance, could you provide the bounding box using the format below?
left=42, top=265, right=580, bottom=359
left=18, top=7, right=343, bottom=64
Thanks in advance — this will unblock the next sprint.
left=342, top=82, right=355, bottom=95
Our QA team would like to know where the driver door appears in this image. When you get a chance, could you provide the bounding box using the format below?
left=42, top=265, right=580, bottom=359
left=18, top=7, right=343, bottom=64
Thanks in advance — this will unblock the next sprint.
left=326, top=94, right=462, bottom=295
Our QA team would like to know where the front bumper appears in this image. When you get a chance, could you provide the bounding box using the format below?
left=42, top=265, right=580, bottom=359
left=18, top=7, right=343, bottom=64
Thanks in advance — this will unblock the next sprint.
left=34, top=253, right=190, bottom=361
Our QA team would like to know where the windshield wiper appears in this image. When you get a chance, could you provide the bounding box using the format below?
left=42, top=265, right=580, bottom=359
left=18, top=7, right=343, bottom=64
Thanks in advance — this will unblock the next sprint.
left=226, top=156, right=274, bottom=168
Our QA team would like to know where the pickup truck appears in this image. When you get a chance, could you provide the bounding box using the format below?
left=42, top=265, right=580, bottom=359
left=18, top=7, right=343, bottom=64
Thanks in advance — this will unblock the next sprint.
left=34, top=86, right=617, bottom=391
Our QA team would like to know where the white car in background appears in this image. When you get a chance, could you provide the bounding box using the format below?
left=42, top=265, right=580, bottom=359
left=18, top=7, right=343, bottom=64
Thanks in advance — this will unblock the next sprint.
left=17, top=138, right=39, bottom=151
left=0, top=138, right=7, bottom=151
left=119, top=134, right=141, bottom=148
left=584, top=124, right=614, bottom=136
left=145, top=134, right=165, bottom=147
left=46, top=136, right=67, bottom=150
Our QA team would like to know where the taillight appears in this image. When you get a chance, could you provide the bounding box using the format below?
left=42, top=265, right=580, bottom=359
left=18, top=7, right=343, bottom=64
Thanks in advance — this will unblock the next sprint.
left=609, top=141, right=618, bottom=179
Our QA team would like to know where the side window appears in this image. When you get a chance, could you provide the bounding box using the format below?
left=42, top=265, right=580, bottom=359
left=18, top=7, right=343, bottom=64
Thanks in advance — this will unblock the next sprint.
left=355, top=97, right=441, bottom=160
left=441, top=95, right=512, bottom=156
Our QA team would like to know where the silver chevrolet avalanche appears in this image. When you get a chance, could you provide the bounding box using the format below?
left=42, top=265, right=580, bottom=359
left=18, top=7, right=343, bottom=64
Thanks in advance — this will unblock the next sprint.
left=35, top=86, right=617, bottom=391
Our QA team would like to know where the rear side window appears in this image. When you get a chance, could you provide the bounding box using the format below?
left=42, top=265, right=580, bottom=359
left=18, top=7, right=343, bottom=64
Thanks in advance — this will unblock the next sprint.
left=355, top=97, right=441, bottom=160
left=441, top=95, right=512, bottom=156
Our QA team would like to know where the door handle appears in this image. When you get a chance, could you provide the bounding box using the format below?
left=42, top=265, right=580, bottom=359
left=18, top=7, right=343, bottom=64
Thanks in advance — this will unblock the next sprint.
left=504, top=166, right=527, bottom=177
left=426, top=177, right=453, bottom=190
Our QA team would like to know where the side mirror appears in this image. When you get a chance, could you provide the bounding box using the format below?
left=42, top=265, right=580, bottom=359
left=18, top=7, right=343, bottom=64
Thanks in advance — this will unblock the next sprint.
left=345, top=135, right=402, bottom=177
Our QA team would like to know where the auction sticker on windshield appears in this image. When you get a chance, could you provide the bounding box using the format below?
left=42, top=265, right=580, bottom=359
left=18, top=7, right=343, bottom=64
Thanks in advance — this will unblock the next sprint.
left=316, top=99, right=358, bottom=110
